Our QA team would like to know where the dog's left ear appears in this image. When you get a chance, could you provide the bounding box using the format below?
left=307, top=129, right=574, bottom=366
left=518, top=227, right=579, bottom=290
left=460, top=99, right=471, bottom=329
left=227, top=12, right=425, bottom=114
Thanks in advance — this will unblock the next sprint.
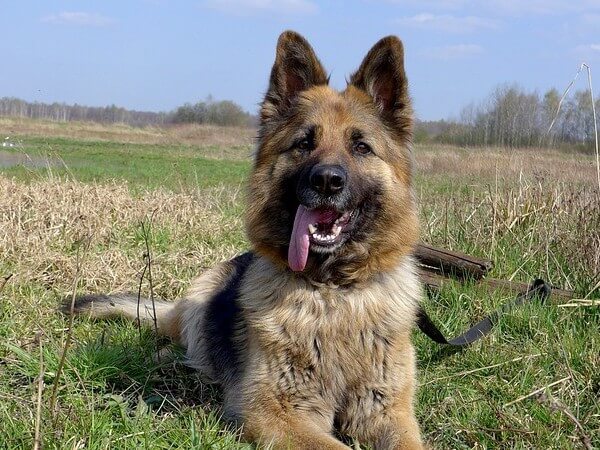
left=349, top=36, right=411, bottom=131
left=261, top=31, right=328, bottom=124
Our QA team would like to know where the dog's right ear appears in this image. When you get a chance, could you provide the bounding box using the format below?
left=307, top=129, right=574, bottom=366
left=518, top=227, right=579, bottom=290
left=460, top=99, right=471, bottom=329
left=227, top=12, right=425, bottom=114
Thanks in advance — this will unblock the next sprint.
left=261, top=31, right=328, bottom=124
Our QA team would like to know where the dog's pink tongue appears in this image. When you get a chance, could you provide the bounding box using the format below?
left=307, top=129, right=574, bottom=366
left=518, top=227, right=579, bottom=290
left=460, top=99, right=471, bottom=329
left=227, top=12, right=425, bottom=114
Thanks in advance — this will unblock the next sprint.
left=288, top=205, right=319, bottom=272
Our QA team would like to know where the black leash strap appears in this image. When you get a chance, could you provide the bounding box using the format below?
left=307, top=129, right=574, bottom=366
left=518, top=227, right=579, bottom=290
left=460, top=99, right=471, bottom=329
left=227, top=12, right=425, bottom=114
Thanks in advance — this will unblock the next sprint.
left=417, top=279, right=552, bottom=346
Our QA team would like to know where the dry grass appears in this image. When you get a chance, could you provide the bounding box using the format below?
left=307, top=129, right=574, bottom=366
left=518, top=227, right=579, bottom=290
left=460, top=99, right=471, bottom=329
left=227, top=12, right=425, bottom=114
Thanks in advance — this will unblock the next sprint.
left=414, top=145, right=599, bottom=295
left=0, top=116, right=256, bottom=148
left=0, top=176, right=246, bottom=300
left=415, top=144, right=598, bottom=185
left=167, top=123, right=256, bottom=149
left=419, top=176, right=599, bottom=293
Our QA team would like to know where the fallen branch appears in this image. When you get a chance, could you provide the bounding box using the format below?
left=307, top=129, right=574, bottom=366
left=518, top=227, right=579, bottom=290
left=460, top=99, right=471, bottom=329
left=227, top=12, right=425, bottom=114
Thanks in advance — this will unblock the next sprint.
left=558, top=299, right=599, bottom=308
left=414, top=243, right=493, bottom=280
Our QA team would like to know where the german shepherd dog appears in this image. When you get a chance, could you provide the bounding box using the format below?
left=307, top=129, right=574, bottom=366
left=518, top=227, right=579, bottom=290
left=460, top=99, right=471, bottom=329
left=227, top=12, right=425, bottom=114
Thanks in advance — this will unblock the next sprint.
left=68, top=31, right=424, bottom=449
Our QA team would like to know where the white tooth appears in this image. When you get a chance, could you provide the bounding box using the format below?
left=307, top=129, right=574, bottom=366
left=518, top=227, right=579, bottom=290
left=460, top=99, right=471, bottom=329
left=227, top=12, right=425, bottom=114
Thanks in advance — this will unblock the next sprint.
left=308, top=224, right=317, bottom=234
left=333, top=225, right=341, bottom=236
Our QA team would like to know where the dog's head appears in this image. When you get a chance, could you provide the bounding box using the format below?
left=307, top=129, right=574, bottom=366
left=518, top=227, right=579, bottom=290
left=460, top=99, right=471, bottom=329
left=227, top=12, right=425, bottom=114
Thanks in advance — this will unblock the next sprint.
left=246, top=31, right=418, bottom=284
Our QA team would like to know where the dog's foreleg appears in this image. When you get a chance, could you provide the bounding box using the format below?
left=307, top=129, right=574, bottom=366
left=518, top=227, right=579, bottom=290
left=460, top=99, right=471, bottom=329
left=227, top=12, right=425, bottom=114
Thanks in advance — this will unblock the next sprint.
left=363, top=400, right=424, bottom=450
left=242, top=405, right=350, bottom=450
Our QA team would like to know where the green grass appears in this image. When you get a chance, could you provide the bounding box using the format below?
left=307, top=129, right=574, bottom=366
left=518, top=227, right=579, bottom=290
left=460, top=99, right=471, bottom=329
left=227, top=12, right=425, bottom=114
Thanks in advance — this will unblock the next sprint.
left=1, top=136, right=250, bottom=191
left=0, top=135, right=598, bottom=449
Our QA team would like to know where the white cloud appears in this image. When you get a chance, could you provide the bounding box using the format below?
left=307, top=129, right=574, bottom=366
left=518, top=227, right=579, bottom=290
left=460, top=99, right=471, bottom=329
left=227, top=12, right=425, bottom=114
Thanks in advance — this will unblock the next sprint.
left=395, top=13, right=498, bottom=33
left=202, top=0, right=317, bottom=15
left=572, top=43, right=600, bottom=62
left=574, top=43, right=600, bottom=54
left=421, top=44, right=483, bottom=60
left=41, top=12, right=115, bottom=27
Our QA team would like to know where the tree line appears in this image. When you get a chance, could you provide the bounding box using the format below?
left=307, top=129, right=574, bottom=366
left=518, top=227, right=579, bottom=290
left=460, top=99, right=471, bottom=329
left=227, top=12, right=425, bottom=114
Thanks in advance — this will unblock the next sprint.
left=0, top=96, right=254, bottom=128
left=3, top=86, right=597, bottom=149
left=417, top=84, right=599, bottom=151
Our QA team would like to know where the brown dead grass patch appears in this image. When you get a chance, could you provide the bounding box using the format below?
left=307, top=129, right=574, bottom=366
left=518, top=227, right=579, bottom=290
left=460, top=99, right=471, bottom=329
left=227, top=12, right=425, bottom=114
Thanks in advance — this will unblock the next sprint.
left=415, top=144, right=597, bottom=185
left=0, top=175, right=246, bottom=299
left=0, top=116, right=256, bottom=148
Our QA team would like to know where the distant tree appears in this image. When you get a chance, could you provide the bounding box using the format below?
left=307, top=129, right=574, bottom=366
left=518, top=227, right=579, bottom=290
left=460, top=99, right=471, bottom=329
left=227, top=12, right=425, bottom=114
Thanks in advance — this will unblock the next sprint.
left=170, top=97, right=251, bottom=127
left=193, top=102, right=208, bottom=123
left=0, top=96, right=169, bottom=127
left=542, top=88, right=561, bottom=145
left=172, top=103, right=198, bottom=124
left=433, top=84, right=597, bottom=150
left=207, top=100, right=249, bottom=126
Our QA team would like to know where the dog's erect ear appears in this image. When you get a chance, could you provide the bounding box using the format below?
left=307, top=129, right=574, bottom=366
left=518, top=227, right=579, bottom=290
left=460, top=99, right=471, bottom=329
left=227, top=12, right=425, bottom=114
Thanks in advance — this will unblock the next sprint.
left=349, top=36, right=411, bottom=129
left=261, top=31, right=328, bottom=123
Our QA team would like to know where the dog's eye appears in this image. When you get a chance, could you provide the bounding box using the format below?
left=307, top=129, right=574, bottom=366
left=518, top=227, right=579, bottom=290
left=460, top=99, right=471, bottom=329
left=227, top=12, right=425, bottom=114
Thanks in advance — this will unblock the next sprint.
left=297, top=138, right=313, bottom=152
left=354, top=142, right=372, bottom=155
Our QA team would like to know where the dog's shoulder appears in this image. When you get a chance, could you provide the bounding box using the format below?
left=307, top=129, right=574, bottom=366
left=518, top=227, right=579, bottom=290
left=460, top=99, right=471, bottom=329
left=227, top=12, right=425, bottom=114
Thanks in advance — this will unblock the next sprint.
left=186, top=251, right=255, bottom=299
left=183, top=252, right=255, bottom=386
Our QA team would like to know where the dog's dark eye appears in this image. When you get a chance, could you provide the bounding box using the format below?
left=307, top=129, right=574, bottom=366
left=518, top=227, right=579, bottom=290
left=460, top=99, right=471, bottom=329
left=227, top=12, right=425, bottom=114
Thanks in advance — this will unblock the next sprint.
left=354, top=142, right=372, bottom=155
left=298, top=139, right=311, bottom=151
left=295, top=136, right=316, bottom=154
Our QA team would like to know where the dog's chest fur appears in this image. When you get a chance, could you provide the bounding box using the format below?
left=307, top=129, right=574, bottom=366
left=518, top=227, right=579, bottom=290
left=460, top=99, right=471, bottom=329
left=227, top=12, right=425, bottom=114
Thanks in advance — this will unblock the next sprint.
left=237, top=256, right=421, bottom=427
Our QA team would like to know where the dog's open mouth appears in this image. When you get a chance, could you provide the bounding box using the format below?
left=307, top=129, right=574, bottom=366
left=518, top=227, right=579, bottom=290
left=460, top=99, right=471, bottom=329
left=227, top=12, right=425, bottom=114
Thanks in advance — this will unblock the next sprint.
left=288, top=205, right=354, bottom=272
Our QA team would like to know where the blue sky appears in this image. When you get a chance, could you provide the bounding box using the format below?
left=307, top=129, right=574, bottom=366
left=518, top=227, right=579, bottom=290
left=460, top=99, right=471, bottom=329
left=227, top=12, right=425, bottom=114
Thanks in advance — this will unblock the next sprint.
left=1, top=1, right=599, bottom=120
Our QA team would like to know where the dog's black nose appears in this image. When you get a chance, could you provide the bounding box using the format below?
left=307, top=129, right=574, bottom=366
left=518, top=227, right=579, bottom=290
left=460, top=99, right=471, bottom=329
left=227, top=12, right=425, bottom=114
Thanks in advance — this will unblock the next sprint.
left=309, top=165, right=347, bottom=195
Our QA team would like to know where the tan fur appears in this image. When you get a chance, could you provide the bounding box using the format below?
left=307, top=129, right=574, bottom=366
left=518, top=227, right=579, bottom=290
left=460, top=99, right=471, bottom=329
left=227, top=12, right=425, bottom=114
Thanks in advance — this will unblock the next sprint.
left=236, top=257, right=423, bottom=449
left=69, top=31, right=425, bottom=449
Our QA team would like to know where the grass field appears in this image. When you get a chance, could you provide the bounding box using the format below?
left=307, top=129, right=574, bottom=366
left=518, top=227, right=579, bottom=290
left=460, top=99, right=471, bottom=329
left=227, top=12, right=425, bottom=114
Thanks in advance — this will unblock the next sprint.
left=0, top=120, right=598, bottom=449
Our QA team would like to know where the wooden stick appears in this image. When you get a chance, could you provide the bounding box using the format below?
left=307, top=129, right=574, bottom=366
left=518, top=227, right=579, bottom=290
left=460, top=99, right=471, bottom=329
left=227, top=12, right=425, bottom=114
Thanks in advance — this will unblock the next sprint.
left=483, top=277, right=574, bottom=301
left=414, top=243, right=493, bottom=280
